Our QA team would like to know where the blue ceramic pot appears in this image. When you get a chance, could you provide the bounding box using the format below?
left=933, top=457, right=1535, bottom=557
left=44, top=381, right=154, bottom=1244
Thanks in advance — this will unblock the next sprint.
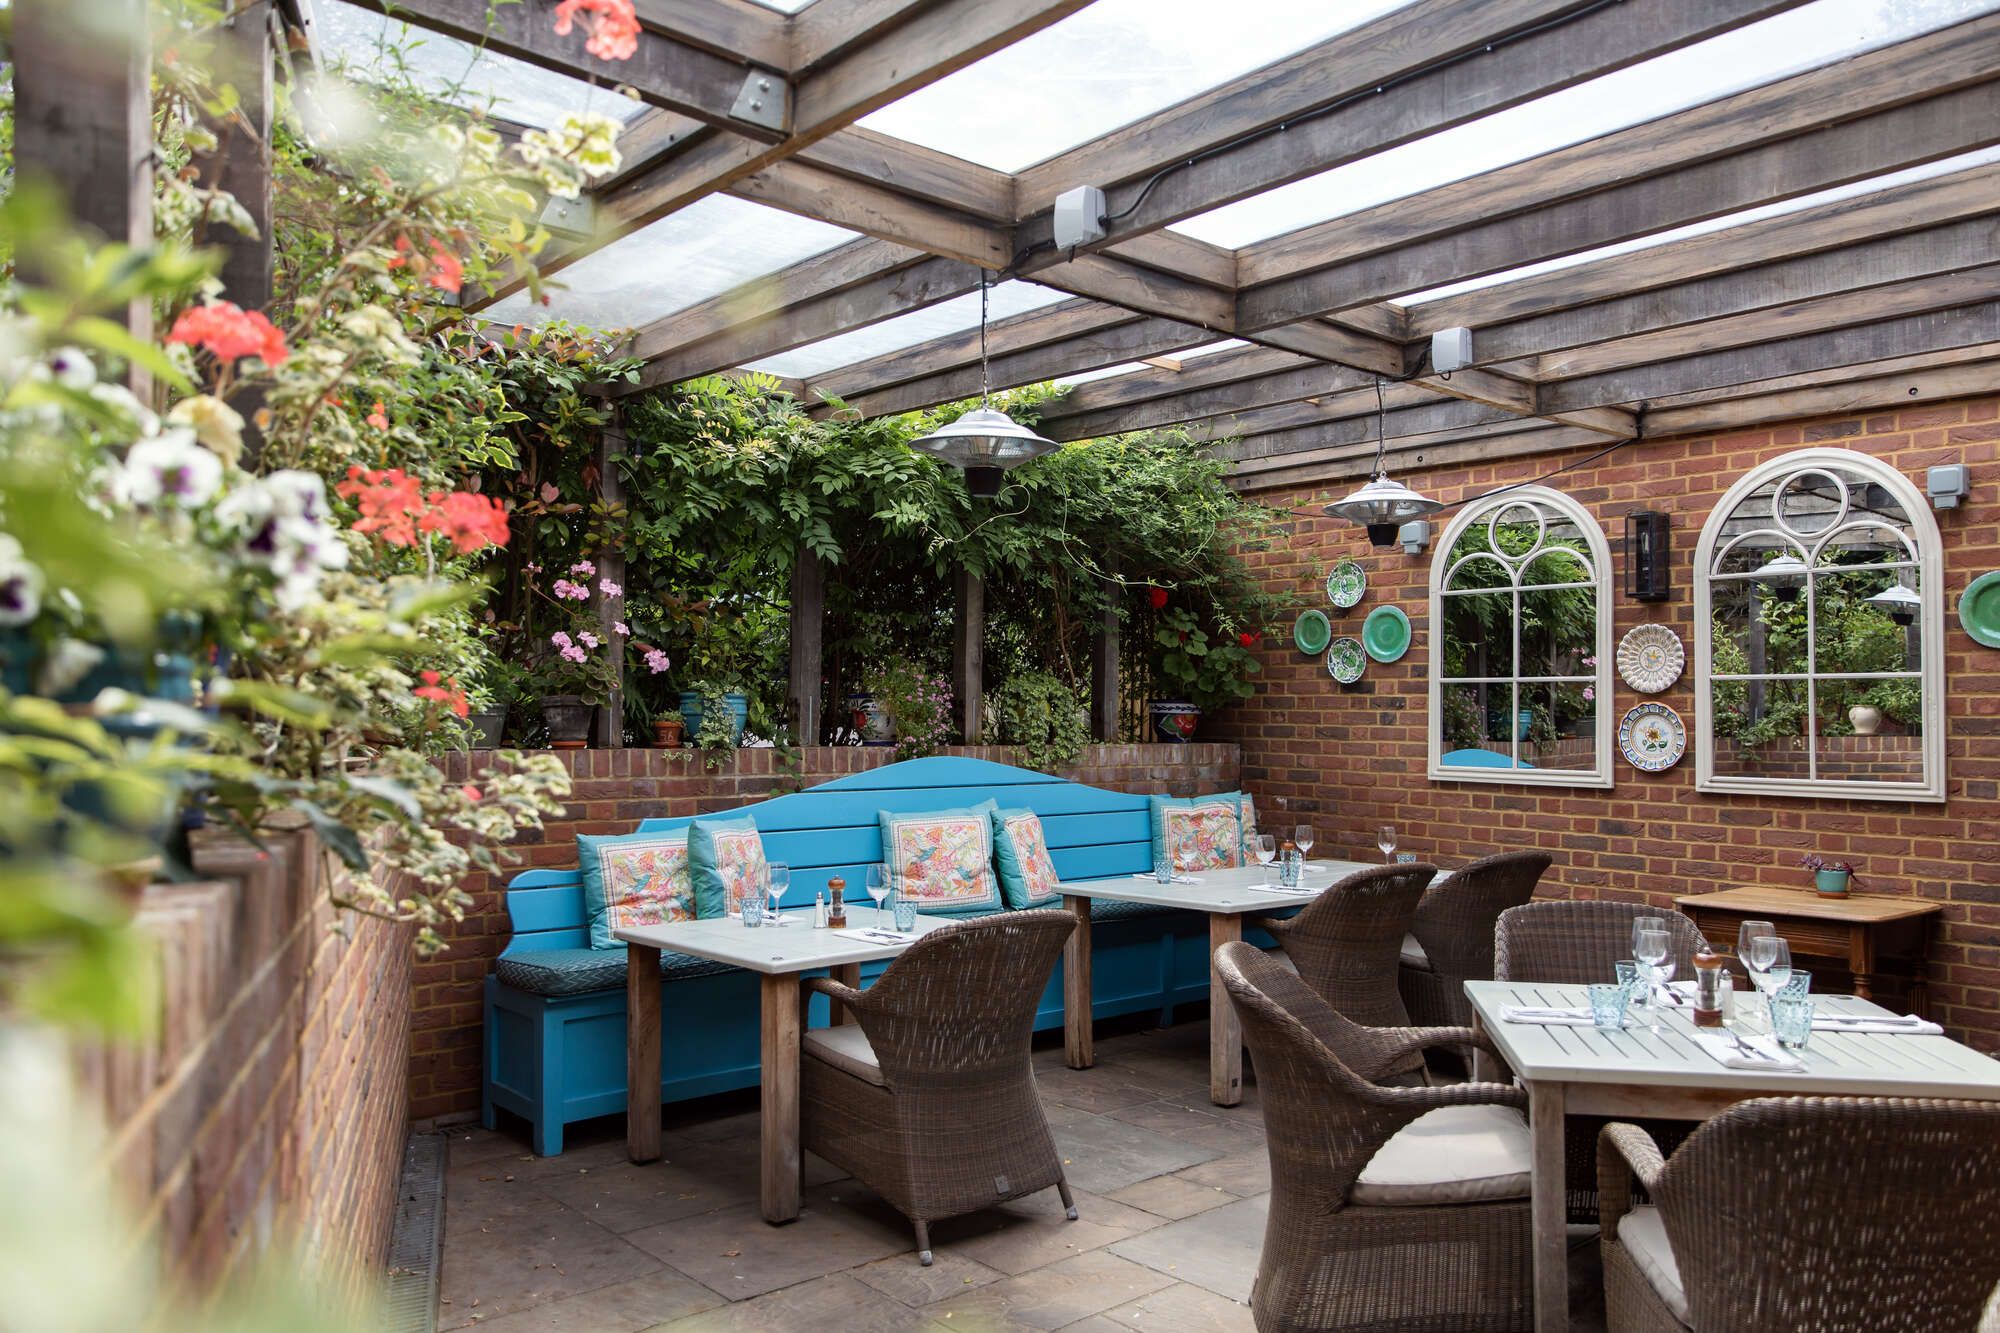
left=679, top=691, right=749, bottom=742
left=1814, top=868, right=1851, bottom=897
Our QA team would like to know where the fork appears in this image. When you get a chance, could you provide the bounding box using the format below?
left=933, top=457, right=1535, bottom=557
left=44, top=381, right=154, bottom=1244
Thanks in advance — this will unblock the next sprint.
left=1729, top=1029, right=1774, bottom=1062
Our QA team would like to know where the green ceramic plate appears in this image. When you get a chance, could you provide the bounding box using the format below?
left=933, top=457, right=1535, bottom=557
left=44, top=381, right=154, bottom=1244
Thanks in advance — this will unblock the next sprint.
left=1362, top=605, right=1412, bottom=663
left=1294, top=609, right=1332, bottom=656
left=1326, top=558, right=1367, bottom=609
left=1326, top=637, right=1366, bottom=684
left=1960, top=571, right=2000, bottom=648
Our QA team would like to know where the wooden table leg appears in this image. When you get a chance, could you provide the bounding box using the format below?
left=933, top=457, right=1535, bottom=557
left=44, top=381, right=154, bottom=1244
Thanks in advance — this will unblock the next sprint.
left=828, top=963, right=860, bottom=1026
left=760, top=971, right=802, bottom=1225
left=1849, top=927, right=1875, bottom=1001
left=1209, top=912, right=1244, bottom=1107
left=625, top=942, right=662, bottom=1164
left=1063, top=894, right=1094, bottom=1070
left=1528, top=1080, right=1569, bottom=1333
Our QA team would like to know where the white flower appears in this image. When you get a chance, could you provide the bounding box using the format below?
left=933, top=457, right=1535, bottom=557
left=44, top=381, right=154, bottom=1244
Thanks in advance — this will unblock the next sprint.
left=46, top=346, right=97, bottom=390
left=115, top=429, right=223, bottom=507
left=262, top=470, right=331, bottom=520
left=90, top=383, right=160, bottom=437
left=167, top=394, right=246, bottom=467
left=0, top=534, right=44, bottom=627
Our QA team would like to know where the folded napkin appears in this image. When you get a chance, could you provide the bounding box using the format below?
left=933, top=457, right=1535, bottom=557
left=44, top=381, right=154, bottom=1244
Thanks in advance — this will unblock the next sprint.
left=1811, top=1013, right=1944, bottom=1035
left=1691, top=1030, right=1805, bottom=1072
left=1130, top=873, right=1206, bottom=885
left=1501, top=1005, right=1599, bottom=1027
left=835, top=927, right=916, bottom=945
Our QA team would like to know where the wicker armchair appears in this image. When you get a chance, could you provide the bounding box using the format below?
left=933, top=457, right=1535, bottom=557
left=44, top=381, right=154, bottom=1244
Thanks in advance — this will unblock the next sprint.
left=799, top=909, right=1077, bottom=1266
left=1260, top=863, right=1434, bottom=1080
left=1599, top=1097, right=2000, bottom=1331
left=1215, top=940, right=1533, bottom=1332
left=1495, top=899, right=1707, bottom=1224
left=1399, top=851, right=1551, bottom=1029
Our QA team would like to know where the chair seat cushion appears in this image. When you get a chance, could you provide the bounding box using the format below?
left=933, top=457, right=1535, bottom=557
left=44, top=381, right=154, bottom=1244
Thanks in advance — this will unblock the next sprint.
left=1349, top=1103, right=1532, bottom=1206
left=494, top=946, right=734, bottom=997
left=802, top=1023, right=886, bottom=1087
left=1616, top=1205, right=1690, bottom=1324
left=1400, top=933, right=1429, bottom=970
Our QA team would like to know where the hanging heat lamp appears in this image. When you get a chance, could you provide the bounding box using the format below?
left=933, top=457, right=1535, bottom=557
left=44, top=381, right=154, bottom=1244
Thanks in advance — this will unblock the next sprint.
left=1866, top=581, right=1921, bottom=626
left=906, top=274, right=1057, bottom=497
left=1754, top=550, right=1809, bottom=603
left=1322, top=378, right=1443, bottom=546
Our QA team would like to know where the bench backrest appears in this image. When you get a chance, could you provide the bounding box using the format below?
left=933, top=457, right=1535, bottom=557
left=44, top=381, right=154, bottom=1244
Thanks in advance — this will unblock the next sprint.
left=501, top=755, right=1160, bottom=955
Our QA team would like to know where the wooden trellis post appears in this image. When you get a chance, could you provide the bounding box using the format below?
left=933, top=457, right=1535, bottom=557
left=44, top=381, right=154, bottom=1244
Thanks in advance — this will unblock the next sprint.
left=593, top=409, right=628, bottom=747
left=953, top=568, right=984, bottom=743
left=198, top=2, right=277, bottom=459
left=789, top=548, right=825, bottom=745
left=1090, top=578, right=1120, bottom=742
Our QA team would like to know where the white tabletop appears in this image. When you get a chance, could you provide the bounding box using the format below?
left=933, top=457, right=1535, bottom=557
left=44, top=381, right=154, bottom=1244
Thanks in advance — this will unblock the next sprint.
left=614, top=909, right=963, bottom=975
left=1467, top=980, right=2000, bottom=1100
left=1056, top=859, right=1442, bottom=914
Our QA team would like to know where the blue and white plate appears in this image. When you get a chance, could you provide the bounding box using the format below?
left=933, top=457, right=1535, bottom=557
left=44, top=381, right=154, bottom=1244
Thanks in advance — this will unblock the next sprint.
left=1619, top=702, right=1685, bottom=773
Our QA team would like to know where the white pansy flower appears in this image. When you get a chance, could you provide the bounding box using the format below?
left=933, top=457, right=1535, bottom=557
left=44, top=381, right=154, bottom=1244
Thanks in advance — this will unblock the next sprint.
left=46, top=347, right=97, bottom=390
left=115, top=429, right=224, bottom=507
left=90, top=382, right=161, bottom=437
left=0, top=534, right=44, bottom=627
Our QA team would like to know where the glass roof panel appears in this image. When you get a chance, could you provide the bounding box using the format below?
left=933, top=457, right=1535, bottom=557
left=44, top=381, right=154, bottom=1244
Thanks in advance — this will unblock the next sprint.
left=486, top=197, right=858, bottom=332
left=858, top=0, right=1415, bottom=172
left=748, top=282, right=1072, bottom=380
left=1172, top=0, right=2000, bottom=247
left=318, top=0, right=649, bottom=129
left=744, top=0, right=817, bottom=10
left=1394, top=147, right=2000, bottom=307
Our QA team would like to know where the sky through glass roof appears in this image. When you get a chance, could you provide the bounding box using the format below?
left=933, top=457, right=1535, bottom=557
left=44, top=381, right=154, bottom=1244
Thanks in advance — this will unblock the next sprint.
left=747, top=282, right=1072, bottom=380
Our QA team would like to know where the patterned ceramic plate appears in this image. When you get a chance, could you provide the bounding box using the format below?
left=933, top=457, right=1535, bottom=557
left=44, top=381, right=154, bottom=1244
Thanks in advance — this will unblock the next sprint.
left=1362, top=605, right=1411, bottom=663
left=1617, top=623, right=1685, bottom=693
left=1326, top=559, right=1367, bottom=609
left=1294, top=609, right=1332, bottom=656
left=1619, top=702, right=1686, bottom=772
left=1327, top=637, right=1366, bottom=684
left=1960, top=571, right=2000, bottom=648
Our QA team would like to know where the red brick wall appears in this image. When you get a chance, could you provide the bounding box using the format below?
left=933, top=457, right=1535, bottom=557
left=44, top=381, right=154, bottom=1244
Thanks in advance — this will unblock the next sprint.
left=73, top=826, right=411, bottom=1310
left=1212, top=396, right=2000, bottom=1051
left=413, top=742, right=1243, bottom=1121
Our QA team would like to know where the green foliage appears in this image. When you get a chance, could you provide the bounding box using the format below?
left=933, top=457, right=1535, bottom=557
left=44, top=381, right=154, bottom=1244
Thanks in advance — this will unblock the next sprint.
left=865, top=659, right=954, bottom=760
left=1153, top=605, right=1261, bottom=713
left=987, top=669, right=1088, bottom=774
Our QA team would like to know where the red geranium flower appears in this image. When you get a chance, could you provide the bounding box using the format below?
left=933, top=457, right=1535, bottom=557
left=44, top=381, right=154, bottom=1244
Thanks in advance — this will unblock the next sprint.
left=366, top=400, right=390, bottom=431
left=165, top=301, right=290, bottom=367
left=427, top=243, right=464, bottom=295
left=552, top=0, right=639, bottom=60
left=420, top=490, right=511, bottom=554
left=413, top=669, right=470, bottom=718
left=1239, top=631, right=1256, bottom=648
left=1148, top=586, right=1169, bottom=610
left=337, top=466, right=426, bottom=545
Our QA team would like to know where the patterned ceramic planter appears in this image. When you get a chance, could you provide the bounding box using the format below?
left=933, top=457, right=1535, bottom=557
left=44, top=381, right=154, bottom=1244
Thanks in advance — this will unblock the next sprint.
left=1149, top=699, right=1202, bottom=743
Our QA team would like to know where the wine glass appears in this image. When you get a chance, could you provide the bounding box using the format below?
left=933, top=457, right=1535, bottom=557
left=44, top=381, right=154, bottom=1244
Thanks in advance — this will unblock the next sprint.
left=1293, top=824, right=1314, bottom=859
left=1254, top=834, right=1278, bottom=888
left=1376, top=824, right=1397, bottom=863
left=766, top=863, right=790, bottom=927
left=1736, top=919, right=1776, bottom=1015
left=1634, top=928, right=1670, bottom=1031
left=1747, top=936, right=1792, bottom=1027
left=865, top=863, right=888, bottom=924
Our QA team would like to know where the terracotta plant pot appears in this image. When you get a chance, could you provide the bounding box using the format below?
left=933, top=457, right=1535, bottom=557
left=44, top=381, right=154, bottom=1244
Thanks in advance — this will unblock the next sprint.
left=653, top=718, right=685, bottom=748
left=540, top=695, right=592, bottom=749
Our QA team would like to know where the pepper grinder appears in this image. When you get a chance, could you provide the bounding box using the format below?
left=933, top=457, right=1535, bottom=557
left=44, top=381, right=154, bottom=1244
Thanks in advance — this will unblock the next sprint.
left=1692, top=947, right=1725, bottom=1028
left=826, top=875, right=848, bottom=930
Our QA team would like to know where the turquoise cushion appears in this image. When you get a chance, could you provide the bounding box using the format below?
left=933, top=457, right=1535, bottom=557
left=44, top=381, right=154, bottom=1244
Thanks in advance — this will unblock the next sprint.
left=494, top=946, right=733, bottom=997
left=688, top=814, right=769, bottom=919
left=578, top=828, right=698, bottom=950
left=990, top=806, right=1064, bottom=910
left=1147, top=793, right=1246, bottom=873
left=1090, top=898, right=1180, bottom=924
left=878, top=800, right=1004, bottom=916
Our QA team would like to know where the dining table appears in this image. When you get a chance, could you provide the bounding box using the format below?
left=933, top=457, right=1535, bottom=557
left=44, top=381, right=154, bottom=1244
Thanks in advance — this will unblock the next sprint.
left=1056, top=859, right=1441, bottom=1106
left=615, top=909, right=960, bottom=1224
left=1466, top=979, right=2000, bottom=1333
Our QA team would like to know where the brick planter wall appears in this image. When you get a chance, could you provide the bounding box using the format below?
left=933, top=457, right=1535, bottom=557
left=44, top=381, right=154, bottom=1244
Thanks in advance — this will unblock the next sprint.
left=1212, top=396, right=2000, bottom=1051
left=414, top=742, right=1242, bottom=1121
left=71, top=826, right=412, bottom=1309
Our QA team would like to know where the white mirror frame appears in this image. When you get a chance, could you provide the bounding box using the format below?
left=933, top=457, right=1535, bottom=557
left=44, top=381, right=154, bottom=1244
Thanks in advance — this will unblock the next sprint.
left=1427, top=485, right=1614, bottom=788
left=1693, top=447, right=1945, bottom=803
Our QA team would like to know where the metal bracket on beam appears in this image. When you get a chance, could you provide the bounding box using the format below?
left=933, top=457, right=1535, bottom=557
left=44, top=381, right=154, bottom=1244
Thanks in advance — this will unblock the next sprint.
left=539, top=195, right=597, bottom=242
left=730, top=69, right=790, bottom=135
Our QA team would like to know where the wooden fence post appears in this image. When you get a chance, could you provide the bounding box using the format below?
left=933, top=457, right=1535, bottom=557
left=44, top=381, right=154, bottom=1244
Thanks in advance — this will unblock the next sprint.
left=196, top=2, right=276, bottom=459
left=1090, top=578, right=1120, bottom=742
left=789, top=548, right=824, bottom=745
left=13, top=0, right=155, bottom=382
left=953, top=568, right=985, bottom=743
left=593, top=408, right=628, bottom=747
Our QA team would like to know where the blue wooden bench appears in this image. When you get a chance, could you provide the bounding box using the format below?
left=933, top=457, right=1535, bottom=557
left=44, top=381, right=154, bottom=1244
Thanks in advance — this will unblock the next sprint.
left=482, top=756, right=1245, bottom=1154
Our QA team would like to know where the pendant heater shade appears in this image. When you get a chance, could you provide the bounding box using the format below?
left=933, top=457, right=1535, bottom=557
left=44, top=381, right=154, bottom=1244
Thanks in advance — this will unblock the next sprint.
left=1755, top=551, right=1809, bottom=602
left=907, top=406, right=1057, bottom=497
left=1324, top=474, right=1445, bottom=547
left=1866, top=582, right=1922, bottom=625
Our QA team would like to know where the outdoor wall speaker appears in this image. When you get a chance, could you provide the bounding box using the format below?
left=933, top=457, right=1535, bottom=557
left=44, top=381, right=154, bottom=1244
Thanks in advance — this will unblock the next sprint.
left=1053, top=185, right=1107, bottom=251
left=1431, top=326, right=1473, bottom=374
left=1626, top=510, right=1671, bottom=602
left=1928, top=463, right=1970, bottom=509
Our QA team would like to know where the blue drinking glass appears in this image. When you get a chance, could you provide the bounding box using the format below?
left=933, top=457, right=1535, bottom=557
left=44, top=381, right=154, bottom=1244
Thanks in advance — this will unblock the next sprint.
left=740, top=894, right=764, bottom=928
left=1588, top=983, right=1630, bottom=1029
left=1769, top=994, right=1814, bottom=1049
left=1154, top=856, right=1174, bottom=884
left=892, top=889, right=917, bottom=933
left=1779, top=970, right=1812, bottom=998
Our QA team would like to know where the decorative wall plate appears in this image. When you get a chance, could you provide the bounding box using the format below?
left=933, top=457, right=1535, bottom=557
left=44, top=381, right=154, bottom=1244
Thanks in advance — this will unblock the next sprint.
left=1326, top=559, right=1367, bottom=610
left=1619, top=702, right=1686, bottom=772
left=1361, top=606, right=1412, bottom=663
left=1959, top=571, right=2000, bottom=648
left=1327, top=637, right=1366, bottom=684
left=1616, top=623, right=1685, bottom=693
left=1294, top=609, right=1332, bottom=656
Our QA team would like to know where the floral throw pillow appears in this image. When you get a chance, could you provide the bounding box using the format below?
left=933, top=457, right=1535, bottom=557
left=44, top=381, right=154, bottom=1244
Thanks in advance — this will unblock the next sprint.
left=688, top=815, right=771, bottom=919
left=878, top=802, right=1002, bottom=916
left=578, top=829, right=696, bottom=950
left=1238, top=791, right=1262, bottom=863
left=1148, top=793, right=1244, bottom=874
left=990, top=807, right=1063, bottom=910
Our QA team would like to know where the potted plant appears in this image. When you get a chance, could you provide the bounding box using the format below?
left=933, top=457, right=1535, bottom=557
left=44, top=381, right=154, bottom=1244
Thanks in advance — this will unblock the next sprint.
left=865, top=659, right=954, bottom=760
left=987, top=669, right=1088, bottom=773
left=675, top=618, right=754, bottom=743
left=1800, top=853, right=1861, bottom=898
left=524, top=561, right=622, bottom=748
left=1152, top=604, right=1261, bottom=742
left=653, top=708, right=685, bottom=748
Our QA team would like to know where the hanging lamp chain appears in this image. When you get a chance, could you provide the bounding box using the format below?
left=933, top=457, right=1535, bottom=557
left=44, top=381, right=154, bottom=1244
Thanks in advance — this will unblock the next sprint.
left=979, top=273, right=991, bottom=406
left=1372, top=376, right=1388, bottom=479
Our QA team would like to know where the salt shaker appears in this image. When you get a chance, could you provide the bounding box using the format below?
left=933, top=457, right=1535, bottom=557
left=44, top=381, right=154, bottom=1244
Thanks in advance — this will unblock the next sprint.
left=1692, top=947, right=1725, bottom=1028
left=812, top=891, right=828, bottom=929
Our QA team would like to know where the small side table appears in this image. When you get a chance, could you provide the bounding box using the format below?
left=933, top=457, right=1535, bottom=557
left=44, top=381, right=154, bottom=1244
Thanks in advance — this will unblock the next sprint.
left=1675, top=885, right=1940, bottom=1014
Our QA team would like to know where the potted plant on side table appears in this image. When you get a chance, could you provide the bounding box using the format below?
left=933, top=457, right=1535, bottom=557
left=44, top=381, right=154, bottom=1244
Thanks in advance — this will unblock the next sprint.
left=1800, top=853, right=1861, bottom=898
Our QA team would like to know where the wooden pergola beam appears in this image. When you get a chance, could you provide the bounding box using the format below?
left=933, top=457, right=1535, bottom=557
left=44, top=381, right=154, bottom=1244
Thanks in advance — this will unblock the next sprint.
left=804, top=298, right=1139, bottom=403
left=1039, top=346, right=1314, bottom=421
left=633, top=0, right=791, bottom=69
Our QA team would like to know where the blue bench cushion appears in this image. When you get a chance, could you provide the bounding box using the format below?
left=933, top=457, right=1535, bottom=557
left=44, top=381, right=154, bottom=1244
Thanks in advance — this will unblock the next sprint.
left=991, top=807, right=1063, bottom=910
left=689, top=815, right=770, bottom=918
left=879, top=801, right=1004, bottom=916
left=495, top=946, right=735, bottom=997
left=1090, top=897, right=1180, bottom=923
left=578, top=828, right=698, bottom=951
left=1149, top=793, right=1246, bottom=874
